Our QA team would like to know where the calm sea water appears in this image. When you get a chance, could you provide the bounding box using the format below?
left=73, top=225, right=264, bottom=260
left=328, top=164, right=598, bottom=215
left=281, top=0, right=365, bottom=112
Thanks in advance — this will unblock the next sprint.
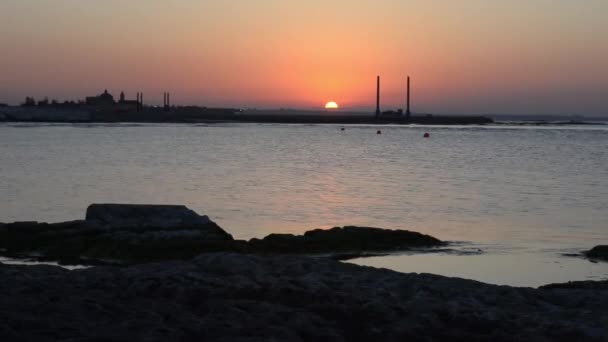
left=1, top=122, right=607, bottom=287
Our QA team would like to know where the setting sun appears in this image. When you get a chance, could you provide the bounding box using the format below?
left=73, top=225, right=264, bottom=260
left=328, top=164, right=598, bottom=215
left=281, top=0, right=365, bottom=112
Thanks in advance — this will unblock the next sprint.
left=325, top=101, right=339, bottom=109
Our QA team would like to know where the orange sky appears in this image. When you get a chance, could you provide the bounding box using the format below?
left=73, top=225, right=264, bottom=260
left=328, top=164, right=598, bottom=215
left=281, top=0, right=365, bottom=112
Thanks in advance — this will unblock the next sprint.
left=1, top=0, right=607, bottom=115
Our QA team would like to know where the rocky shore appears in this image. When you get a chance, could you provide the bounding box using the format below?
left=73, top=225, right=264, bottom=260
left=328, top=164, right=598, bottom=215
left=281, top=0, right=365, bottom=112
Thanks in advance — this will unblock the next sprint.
left=1, top=253, right=606, bottom=341
left=2, top=204, right=607, bottom=340
left=0, top=204, right=444, bottom=265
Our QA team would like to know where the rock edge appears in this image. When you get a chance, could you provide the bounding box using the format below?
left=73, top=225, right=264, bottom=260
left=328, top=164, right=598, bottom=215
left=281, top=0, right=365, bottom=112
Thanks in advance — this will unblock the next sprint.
left=0, top=204, right=445, bottom=265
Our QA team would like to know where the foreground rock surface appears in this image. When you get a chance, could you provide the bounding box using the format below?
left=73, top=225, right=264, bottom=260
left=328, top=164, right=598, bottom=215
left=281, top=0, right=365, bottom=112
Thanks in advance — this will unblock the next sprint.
left=0, top=253, right=606, bottom=341
left=0, top=205, right=444, bottom=265
left=585, top=245, right=608, bottom=261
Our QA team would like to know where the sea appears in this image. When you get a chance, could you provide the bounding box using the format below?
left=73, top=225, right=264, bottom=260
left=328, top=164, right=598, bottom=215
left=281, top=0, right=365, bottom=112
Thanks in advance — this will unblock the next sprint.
left=1, top=121, right=607, bottom=287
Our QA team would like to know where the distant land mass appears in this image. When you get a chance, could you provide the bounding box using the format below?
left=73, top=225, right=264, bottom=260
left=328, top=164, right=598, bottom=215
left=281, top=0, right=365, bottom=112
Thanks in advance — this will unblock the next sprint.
left=0, top=105, right=494, bottom=125
left=2, top=105, right=607, bottom=126
left=490, top=114, right=608, bottom=123
left=1, top=90, right=605, bottom=125
left=0, top=89, right=493, bottom=125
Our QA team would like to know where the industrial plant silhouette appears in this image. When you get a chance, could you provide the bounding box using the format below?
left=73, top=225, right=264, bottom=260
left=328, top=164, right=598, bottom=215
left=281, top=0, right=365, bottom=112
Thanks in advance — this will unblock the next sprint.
left=375, top=75, right=412, bottom=120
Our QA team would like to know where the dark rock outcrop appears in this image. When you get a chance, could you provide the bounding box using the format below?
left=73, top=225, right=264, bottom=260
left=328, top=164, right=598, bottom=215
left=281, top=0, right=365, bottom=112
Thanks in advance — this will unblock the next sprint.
left=585, top=245, right=608, bottom=261
left=540, top=279, right=608, bottom=290
left=0, top=253, right=606, bottom=341
left=248, top=226, right=444, bottom=256
left=0, top=204, right=234, bottom=265
left=1, top=205, right=445, bottom=265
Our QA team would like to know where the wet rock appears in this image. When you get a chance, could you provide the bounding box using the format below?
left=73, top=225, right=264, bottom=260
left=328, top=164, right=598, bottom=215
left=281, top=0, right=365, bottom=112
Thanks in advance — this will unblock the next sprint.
left=0, top=253, right=606, bottom=341
left=248, top=226, right=444, bottom=256
left=585, top=245, right=608, bottom=261
left=540, top=280, right=608, bottom=290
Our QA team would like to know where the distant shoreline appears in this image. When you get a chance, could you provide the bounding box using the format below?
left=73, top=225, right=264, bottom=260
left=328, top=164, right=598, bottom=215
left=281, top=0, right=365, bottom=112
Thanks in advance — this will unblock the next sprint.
left=2, top=118, right=607, bottom=126
left=3, top=106, right=607, bottom=126
left=0, top=117, right=495, bottom=125
left=0, top=105, right=493, bottom=125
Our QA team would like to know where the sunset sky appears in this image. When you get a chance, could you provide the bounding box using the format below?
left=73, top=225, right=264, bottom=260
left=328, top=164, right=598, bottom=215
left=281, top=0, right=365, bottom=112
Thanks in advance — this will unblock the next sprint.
left=1, top=0, right=606, bottom=115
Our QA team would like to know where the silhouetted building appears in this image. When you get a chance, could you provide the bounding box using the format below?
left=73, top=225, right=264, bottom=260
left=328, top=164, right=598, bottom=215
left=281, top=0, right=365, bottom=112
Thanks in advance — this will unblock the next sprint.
left=85, top=90, right=142, bottom=112
left=374, top=75, right=412, bottom=119
left=118, top=91, right=140, bottom=107
left=86, top=90, right=115, bottom=106
left=22, top=97, right=36, bottom=107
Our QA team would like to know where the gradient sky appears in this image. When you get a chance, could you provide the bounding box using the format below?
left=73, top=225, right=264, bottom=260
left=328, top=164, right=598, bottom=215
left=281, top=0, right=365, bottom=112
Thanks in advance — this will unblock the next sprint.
left=1, top=0, right=607, bottom=115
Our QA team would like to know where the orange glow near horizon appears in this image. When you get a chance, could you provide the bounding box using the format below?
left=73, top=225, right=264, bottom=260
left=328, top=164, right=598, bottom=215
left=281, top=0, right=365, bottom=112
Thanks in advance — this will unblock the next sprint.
left=0, top=1, right=607, bottom=115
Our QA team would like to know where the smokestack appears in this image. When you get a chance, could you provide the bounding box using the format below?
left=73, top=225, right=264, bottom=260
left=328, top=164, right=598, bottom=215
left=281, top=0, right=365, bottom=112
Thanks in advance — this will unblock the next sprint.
left=140, top=93, right=143, bottom=111
left=163, top=92, right=170, bottom=112
left=406, top=76, right=411, bottom=120
left=376, top=76, right=381, bottom=118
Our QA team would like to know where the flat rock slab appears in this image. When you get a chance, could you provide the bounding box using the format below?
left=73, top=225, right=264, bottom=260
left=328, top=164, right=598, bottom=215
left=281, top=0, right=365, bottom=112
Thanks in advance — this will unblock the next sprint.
left=0, top=253, right=606, bottom=341
left=86, top=203, right=212, bottom=227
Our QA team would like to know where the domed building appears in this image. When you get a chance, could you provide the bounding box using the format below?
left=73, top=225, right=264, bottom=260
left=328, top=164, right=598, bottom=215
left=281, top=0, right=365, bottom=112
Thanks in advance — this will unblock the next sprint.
left=86, top=90, right=116, bottom=107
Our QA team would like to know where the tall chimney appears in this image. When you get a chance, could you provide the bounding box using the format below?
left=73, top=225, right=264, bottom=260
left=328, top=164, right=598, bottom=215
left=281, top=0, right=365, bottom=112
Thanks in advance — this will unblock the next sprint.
left=167, top=93, right=170, bottom=108
left=376, top=76, right=381, bottom=118
left=406, top=76, right=411, bottom=120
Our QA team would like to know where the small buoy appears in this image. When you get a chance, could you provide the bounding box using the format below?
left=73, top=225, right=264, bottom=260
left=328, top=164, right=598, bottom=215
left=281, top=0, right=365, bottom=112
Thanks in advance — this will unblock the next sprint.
left=341, top=127, right=345, bottom=131
left=377, top=130, right=382, bottom=134
left=423, top=133, right=430, bottom=138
